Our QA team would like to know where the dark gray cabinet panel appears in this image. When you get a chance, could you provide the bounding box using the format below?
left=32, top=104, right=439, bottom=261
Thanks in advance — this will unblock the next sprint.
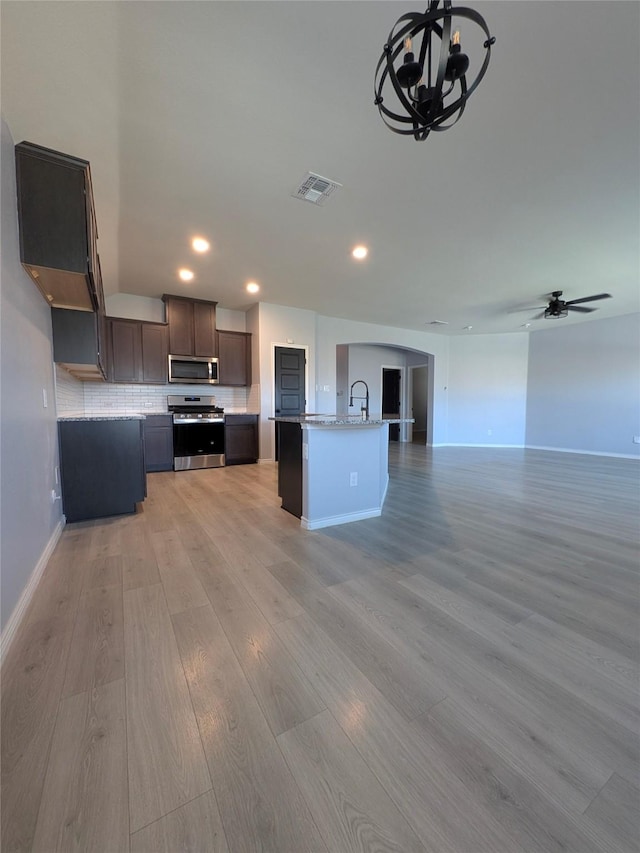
left=218, top=330, right=251, bottom=386
left=15, top=141, right=102, bottom=312
left=143, top=415, right=174, bottom=472
left=225, top=414, right=258, bottom=465
left=52, top=308, right=106, bottom=381
left=277, top=421, right=302, bottom=517
left=58, top=419, right=146, bottom=522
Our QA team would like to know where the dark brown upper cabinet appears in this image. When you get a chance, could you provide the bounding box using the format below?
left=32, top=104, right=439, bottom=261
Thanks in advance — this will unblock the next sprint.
left=107, top=317, right=168, bottom=384
left=217, top=330, right=251, bottom=386
left=162, top=295, right=217, bottom=357
left=15, top=141, right=103, bottom=313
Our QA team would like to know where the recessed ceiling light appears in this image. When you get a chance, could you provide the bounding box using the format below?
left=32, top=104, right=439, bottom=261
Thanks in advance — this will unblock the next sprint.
left=178, top=268, right=194, bottom=282
left=352, top=245, right=368, bottom=260
left=191, top=237, right=210, bottom=253
left=463, top=325, right=473, bottom=330
left=246, top=281, right=260, bottom=294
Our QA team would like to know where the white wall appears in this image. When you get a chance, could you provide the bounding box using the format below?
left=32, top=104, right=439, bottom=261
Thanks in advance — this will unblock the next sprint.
left=255, top=302, right=318, bottom=460
left=315, top=314, right=450, bottom=444
left=447, top=333, right=529, bottom=446
left=105, top=292, right=247, bottom=332
left=1, top=118, right=63, bottom=633
left=346, top=345, right=405, bottom=418
left=526, top=314, right=640, bottom=457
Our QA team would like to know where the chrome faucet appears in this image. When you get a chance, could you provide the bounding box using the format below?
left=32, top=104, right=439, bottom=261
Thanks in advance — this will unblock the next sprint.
left=349, top=380, right=370, bottom=420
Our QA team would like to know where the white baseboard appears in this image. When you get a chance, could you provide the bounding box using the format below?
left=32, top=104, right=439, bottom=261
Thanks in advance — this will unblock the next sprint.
left=301, top=507, right=382, bottom=531
left=432, top=443, right=524, bottom=448
left=525, top=445, right=640, bottom=460
left=0, top=517, right=65, bottom=668
left=431, top=443, right=639, bottom=459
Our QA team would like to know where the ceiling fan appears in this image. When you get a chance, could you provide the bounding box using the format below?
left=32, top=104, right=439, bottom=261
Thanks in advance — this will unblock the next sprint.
left=533, top=290, right=612, bottom=320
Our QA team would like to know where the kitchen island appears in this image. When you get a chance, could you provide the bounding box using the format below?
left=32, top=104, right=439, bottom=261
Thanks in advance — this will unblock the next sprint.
left=271, top=415, right=413, bottom=529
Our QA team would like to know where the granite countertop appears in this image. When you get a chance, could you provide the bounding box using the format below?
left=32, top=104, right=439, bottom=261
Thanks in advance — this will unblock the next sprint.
left=269, top=414, right=414, bottom=425
left=58, top=414, right=146, bottom=422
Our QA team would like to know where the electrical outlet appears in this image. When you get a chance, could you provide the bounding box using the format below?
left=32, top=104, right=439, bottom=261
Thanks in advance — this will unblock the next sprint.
left=54, top=466, right=59, bottom=485
left=633, top=436, right=640, bottom=444
left=42, top=388, right=48, bottom=408
left=350, top=472, right=358, bottom=487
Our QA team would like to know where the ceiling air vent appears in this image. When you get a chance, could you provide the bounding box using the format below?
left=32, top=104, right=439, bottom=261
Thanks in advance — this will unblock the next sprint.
left=291, top=172, right=342, bottom=206
left=427, top=320, right=449, bottom=326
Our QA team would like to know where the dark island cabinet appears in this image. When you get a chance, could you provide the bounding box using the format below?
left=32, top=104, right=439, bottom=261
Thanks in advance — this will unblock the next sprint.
left=15, top=141, right=102, bottom=312
left=58, top=419, right=146, bottom=522
left=107, top=317, right=168, bottom=384
left=225, top=414, right=259, bottom=465
left=143, top=415, right=174, bottom=472
left=218, top=330, right=252, bottom=386
left=163, top=295, right=217, bottom=357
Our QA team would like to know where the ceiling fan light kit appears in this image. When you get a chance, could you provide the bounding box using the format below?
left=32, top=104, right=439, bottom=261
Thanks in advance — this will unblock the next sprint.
left=374, top=0, right=495, bottom=141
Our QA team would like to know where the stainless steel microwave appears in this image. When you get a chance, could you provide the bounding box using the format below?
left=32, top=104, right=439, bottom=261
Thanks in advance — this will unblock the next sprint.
left=168, top=354, right=219, bottom=384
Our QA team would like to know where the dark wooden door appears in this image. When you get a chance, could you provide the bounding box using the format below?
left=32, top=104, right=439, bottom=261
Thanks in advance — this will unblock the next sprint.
left=193, top=302, right=217, bottom=356
left=109, top=318, right=141, bottom=383
left=218, top=331, right=251, bottom=386
left=141, top=323, right=168, bottom=384
left=382, top=368, right=401, bottom=441
left=165, top=297, right=194, bottom=355
left=274, top=346, right=306, bottom=462
left=275, top=347, right=305, bottom=416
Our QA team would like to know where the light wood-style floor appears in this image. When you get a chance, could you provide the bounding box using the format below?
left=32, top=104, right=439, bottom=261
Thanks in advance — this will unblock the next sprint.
left=2, top=445, right=639, bottom=853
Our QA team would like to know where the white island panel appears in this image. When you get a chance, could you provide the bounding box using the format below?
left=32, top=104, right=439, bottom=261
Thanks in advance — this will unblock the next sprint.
left=301, top=423, right=389, bottom=530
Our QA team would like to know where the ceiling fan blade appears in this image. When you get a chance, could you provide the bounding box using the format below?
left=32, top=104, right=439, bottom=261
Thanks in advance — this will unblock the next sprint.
left=508, top=306, right=546, bottom=314
left=565, top=293, right=612, bottom=305
left=532, top=311, right=547, bottom=319
left=567, top=305, right=596, bottom=313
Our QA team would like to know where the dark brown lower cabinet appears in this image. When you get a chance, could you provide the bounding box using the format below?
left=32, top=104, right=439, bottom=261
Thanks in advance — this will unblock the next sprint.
left=224, top=414, right=259, bottom=465
left=143, top=415, right=174, bottom=472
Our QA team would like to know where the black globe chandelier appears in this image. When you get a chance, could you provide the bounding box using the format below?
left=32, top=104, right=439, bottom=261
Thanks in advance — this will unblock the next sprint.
left=374, top=0, right=495, bottom=141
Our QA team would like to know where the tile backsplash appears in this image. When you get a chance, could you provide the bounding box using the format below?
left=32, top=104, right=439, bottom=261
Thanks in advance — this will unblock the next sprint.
left=55, top=366, right=260, bottom=416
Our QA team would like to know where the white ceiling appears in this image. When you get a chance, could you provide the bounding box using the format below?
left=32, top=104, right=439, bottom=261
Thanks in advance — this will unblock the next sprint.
left=2, top=1, right=639, bottom=335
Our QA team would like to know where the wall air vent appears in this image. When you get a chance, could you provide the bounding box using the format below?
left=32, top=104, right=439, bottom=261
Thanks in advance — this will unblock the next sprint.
left=427, top=320, right=449, bottom=326
left=291, top=172, right=342, bottom=206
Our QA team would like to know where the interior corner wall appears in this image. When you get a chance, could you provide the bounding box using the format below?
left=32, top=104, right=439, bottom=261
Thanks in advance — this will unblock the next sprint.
left=446, top=333, right=528, bottom=446
left=526, top=314, right=640, bottom=457
left=315, top=314, right=450, bottom=444
left=1, top=117, right=63, bottom=632
left=255, top=302, right=318, bottom=460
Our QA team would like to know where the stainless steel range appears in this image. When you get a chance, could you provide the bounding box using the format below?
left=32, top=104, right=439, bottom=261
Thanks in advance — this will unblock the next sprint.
left=168, top=395, right=225, bottom=470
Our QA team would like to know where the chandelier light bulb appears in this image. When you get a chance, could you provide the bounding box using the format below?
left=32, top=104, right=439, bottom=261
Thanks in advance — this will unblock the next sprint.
left=396, top=35, right=423, bottom=89
left=452, top=28, right=461, bottom=46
